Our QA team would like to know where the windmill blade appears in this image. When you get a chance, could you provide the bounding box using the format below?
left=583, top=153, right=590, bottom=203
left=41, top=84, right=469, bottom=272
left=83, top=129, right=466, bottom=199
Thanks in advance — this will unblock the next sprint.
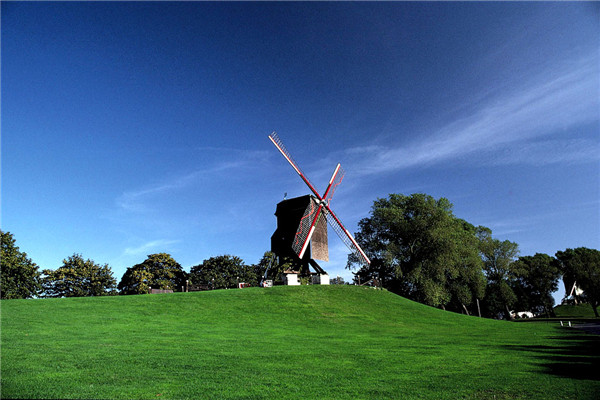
left=293, top=164, right=344, bottom=260
left=269, top=131, right=368, bottom=265
left=323, top=164, right=345, bottom=204
left=268, top=132, right=322, bottom=200
left=323, top=207, right=371, bottom=266
left=292, top=197, right=322, bottom=258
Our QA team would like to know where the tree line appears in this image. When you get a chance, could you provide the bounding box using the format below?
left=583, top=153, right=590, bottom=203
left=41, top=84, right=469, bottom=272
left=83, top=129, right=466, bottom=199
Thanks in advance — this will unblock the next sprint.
left=0, top=230, right=275, bottom=299
left=2, top=192, right=599, bottom=319
left=348, top=193, right=600, bottom=318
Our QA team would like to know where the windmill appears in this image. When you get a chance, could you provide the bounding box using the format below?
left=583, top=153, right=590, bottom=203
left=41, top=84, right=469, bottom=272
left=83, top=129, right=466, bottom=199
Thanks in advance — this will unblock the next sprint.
left=268, top=132, right=370, bottom=284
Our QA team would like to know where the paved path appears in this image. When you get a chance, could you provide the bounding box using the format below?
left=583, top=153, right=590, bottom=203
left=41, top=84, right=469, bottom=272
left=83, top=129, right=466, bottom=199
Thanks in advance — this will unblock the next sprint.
left=572, top=323, right=600, bottom=335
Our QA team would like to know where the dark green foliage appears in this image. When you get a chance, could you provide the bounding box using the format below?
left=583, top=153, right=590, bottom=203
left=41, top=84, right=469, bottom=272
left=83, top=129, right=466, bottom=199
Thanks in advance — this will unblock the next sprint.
left=256, top=250, right=278, bottom=281
left=0, top=230, right=41, bottom=299
left=189, top=255, right=257, bottom=289
left=41, top=253, right=117, bottom=298
left=444, top=219, right=487, bottom=314
left=554, top=303, right=597, bottom=318
left=349, top=193, right=486, bottom=313
left=556, top=248, right=600, bottom=317
left=118, top=253, right=187, bottom=295
left=511, top=253, right=560, bottom=317
left=477, top=227, right=520, bottom=283
left=330, top=276, right=346, bottom=284
left=477, top=227, right=520, bottom=319
left=556, top=248, right=582, bottom=302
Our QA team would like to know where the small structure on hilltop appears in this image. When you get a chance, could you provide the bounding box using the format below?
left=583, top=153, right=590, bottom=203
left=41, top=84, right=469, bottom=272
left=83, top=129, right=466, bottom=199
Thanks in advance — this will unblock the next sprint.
left=149, top=288, right=174, bottom=294
left=281, top=269, right=300, bottom=285
left=562, top=280, right=585, bottom=305
left=268, top=132, right=371, bottom=285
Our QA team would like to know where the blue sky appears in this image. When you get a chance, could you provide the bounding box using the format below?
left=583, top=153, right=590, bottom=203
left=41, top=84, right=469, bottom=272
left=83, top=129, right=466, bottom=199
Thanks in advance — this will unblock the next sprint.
left=2, top=2, right=598, bottom=302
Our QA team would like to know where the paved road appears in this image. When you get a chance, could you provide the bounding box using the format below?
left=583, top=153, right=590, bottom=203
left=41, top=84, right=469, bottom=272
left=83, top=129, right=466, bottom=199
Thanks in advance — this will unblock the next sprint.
left=572, top=323, right=600, bottom=335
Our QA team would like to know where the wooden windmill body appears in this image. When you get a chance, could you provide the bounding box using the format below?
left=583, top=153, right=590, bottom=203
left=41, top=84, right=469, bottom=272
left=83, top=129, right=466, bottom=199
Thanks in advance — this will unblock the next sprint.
left=271, top=195, right=329, bottom=282
left=268, top=132, right=370, bottom=284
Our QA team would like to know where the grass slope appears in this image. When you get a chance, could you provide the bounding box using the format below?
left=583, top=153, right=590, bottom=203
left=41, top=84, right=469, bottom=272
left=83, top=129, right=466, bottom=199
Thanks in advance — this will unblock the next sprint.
left=1, top=286, right=599, bottom=399
left=554, top=303, right=597, bottom=319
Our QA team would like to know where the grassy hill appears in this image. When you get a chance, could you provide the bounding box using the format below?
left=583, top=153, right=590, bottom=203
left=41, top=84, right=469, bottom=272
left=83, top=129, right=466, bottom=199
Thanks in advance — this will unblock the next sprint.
left=1, top=285, right=599, bottom=399
left=554, top=303, right=597, bottom=319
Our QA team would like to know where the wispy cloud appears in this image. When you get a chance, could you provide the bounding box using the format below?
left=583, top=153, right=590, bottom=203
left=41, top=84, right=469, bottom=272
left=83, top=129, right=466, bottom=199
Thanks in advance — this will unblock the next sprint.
left=347, top=54, right=599, bottom=175
left=123, top=239, right=180, bottom=256
left=489, top=138, right=600, bottom=166
left=479, top=198, right=600, bottom=239
left=116, top=148, right=268, bottom=213
left=117, top=167, right=219, bottom=213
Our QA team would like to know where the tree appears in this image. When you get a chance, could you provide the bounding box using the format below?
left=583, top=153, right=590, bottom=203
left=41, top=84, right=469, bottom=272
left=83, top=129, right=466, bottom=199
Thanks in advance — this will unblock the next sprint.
left=189, top=255, right=256, bottom=289
left=255, top=251, right=276, bottom=283
left=118, top=253, right=187, bottom=295
left=477, top=227, right=519, bottom=319
left=1, top=230, right=41, bottom=299
left=41, top=253, right=117, bottom=298
left=556, top=248, right=600, bottom=317
left=556, top=247, right=589, bottom=304
left=511, top=253, right=560, bottom=317
left=348, top=193, right=486, bottom=312
left=444, top=220, right=487, bottom=315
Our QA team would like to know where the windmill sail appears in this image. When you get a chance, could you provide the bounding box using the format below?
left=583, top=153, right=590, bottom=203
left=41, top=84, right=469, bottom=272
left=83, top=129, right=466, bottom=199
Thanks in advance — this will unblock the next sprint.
left=293, top=163, right=343, bottom=260
left=269, top=131, right=371, bottom=267
left=292, top=197, right=329, bottom=262
left=323, top=208, right=370, bottom=266
left=292, top=196, right=320, bottom=258
left=268, top=132, right=321, bottom=198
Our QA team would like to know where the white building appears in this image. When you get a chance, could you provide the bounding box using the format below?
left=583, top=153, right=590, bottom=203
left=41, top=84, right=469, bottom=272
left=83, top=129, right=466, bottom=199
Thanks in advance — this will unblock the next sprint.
left=282, top=270, right=300, bottom=285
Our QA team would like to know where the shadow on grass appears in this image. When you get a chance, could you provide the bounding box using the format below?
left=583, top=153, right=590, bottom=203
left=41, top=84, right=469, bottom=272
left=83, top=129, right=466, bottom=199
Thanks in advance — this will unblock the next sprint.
left=503, top=330, right=600, bottom=381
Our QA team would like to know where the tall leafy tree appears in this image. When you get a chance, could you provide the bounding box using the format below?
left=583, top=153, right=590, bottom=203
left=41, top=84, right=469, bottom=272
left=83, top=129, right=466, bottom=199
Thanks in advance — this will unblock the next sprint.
left=349, top=193, right=486, bottom=312
left=1, top=230, right=41, bottom=299
left=41, top=253, right=117, bottom=298
left=556, top=247, right=589, bottom=303
left=189, top=255, right=256, bottom=289
left=118, top=253, right=187, bottom=295
left=253, top=251, right=278, bottom=283
left=445, top=220, right=487, bottom=315
left=511, top=253, right=560, bottom=317
left=477, top=227, right=519, bottom=319
left=555, top=247, right=600, bottom=317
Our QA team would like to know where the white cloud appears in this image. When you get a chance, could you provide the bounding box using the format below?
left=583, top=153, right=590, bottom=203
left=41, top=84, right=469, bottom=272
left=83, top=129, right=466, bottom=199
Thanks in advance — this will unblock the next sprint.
left=487, top=138, right=600, bottom=166
left=115, top=148, right=269, bottom=213
left=347, top=54, right=599, bottom=174
left=479, top=198, right=600, bottom=240
left=123, top=239, right=180, bottom=256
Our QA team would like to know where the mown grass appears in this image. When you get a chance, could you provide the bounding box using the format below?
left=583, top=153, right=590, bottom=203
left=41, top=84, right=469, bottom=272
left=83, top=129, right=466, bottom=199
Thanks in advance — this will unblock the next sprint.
left=1, top=285, right=599, bottom=399
left=554, top=303, right=598, bottom=319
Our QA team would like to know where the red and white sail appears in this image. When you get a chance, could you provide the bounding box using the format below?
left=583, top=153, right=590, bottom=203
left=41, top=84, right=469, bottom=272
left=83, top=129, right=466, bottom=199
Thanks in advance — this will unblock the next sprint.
left=269, top=131, right=370, bottom=266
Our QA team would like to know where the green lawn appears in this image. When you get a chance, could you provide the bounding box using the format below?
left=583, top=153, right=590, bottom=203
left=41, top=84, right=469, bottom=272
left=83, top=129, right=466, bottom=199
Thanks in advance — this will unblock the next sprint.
left=554, top=303, right=598, bottom=319
left=1, top=285, right=599, bottom=399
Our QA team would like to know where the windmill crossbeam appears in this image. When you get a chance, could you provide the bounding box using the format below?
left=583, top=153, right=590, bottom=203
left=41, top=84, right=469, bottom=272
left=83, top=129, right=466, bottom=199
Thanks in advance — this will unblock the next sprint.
left=324, top=211, right=370, bottom=266
left=269, top=131, right=371, bottom=267
left=268, top=132, right=320, bottom=198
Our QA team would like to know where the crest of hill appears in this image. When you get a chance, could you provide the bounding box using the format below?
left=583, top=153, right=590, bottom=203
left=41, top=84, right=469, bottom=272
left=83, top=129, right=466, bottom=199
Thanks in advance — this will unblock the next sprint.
left=554, top=303, right=597, bottom=319
left=5, top=285, right=510, bottom=335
